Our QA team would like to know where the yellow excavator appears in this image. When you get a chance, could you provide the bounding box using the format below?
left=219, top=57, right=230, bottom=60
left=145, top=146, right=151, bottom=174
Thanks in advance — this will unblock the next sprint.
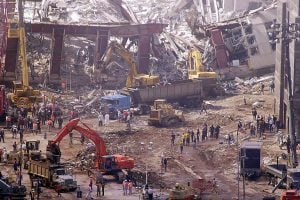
left=7, top=0, right=42, bottom=109
left=187, top=48, right=217, bottom=79
left=100, top=41, right=160, bottom=88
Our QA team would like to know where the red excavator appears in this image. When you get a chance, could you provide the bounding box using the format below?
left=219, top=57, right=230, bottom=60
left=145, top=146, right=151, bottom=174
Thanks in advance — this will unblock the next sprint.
left=46, top=118, right=134, bottom=180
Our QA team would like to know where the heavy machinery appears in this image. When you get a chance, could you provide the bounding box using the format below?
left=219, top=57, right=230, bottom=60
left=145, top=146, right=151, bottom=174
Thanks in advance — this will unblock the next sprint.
left=8, top=140, right=41, bottom=165
left=7, top=0, right=42, bottom=109
left=168, top=183, right=195, bottom=200
left=0, top=179, right=26, bottom=199
left=148, top=99, right=184, bottom=127
left=28, top=159, right=77, bottom=191
left=100, top=94, right=131, bottom=119
left=46, top=118, right=134, bottom=181
left=100, top=41, right=160, bottom=88
left=280, top=190, right=300, bottom=200
left=187, top=48, right=217, bottom=79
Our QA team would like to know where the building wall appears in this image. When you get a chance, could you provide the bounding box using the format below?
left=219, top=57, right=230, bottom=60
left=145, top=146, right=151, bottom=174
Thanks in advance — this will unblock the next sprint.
left=274, top=2, right=286, bottom=125
left=275, top=0, right=300, bottom=133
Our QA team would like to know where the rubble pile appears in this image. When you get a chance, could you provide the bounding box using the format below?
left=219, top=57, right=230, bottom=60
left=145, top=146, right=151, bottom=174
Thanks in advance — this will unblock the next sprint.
left=223, top=75, right=274, bottom=94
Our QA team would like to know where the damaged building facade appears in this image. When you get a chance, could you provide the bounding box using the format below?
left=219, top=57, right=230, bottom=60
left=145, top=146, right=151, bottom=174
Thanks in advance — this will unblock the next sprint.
left=274, top=0, right=300, bottom=136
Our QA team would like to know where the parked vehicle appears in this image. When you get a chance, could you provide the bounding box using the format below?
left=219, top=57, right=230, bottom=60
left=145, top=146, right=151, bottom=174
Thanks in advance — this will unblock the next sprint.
left=240, top=142, right=262, bottom=178
left=100, top=94, right=131, bottom=119
left=265, top=163, right=300, bottom=190
left=28, top=159, right=77, bottom=191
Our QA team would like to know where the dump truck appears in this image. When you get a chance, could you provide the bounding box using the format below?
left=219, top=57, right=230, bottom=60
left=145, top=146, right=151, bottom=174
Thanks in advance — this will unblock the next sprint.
left=148, top=99, right=184, bottom=127
left=28, top=160, right=77, bottom=191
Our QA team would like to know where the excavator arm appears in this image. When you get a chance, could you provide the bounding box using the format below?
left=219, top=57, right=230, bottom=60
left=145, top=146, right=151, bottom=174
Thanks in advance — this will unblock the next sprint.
left=188, top=48, right=217, bottom=79
left=49, top=118, right=107, bottom=167
left=100, top=41, right=137, bottom=87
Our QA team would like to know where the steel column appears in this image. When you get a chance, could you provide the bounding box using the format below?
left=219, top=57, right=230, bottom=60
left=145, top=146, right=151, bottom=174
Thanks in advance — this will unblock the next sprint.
left=50, top=28, right=64, bottom=79
left=95, top=30, right=109, bottom=66
left=137, top=35, right=151, bottom=73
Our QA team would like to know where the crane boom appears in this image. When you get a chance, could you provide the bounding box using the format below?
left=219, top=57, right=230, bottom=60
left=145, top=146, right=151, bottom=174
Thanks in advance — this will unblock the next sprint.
left=18, top=0, right=29, bottom=87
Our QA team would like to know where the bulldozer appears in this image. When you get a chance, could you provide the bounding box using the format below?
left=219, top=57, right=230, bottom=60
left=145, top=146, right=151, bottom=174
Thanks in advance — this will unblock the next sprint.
left=7, top=0, right=42, bottom=109
left=187, top=48, right=217, bottom=79
left=148, top=99, right=184, bottom=127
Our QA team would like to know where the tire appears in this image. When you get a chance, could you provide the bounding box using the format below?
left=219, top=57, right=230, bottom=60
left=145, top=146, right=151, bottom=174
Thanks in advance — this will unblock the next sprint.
left=117, top=171, right=124, bottom=183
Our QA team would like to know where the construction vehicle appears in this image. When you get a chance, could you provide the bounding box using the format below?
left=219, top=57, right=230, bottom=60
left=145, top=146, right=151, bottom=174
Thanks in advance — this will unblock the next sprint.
left=100, top=41, right=160, bottom=88
left=280, top=190, right=300, bottom=200
left=100, top=94, right=131, bottom=119
left=0, top=179, right=27, bottom=199
left=148, top=99, right=184, bottom=127
left=187, top=48, right=217, bottom=79
left=0, top=85, right=6, bottom=121
left=240, top=141, right=262, bottom=178
left=28, top=159, right=77, bottom=191
left=46, top=118, right=134, bottom=181
left=168, top=183, right=195, bottom=200
left=265, top=164, right=300, bottom=192
left=7, top=0, right=42, bottom=109
left=8, top=140, right=41, bottom=168
left=123, top=79, right=204, bottom=108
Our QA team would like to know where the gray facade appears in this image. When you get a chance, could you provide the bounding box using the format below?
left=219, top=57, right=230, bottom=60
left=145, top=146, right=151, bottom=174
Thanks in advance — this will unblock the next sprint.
left=275, top=0, right=300, bottom=135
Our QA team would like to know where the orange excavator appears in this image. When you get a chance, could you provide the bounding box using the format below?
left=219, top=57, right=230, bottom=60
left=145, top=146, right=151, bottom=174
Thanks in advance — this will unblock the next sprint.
left=46, top=118, right=134, bottom=180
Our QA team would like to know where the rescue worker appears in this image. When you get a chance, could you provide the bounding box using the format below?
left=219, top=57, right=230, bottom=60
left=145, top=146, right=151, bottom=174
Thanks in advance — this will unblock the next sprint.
left=163, top=158, right=168, bottom=172
left=0, top=128, right=4, bottom=143
left=180, top=141, right=183, bottom=154
left=200, top=101, right=207, bottom=114
left=57, top=116, right=63, bottom=129
left=196, top=128, right=200, bottom=142
left=209, top=125, right=214, bottom=138
left=96, top=183, right=101, bottom=197
left=89, top=177, right=93, bottom=190
left=128, top=180, right=133, bottom=195
left=101, top=180, right=105, bottom=196
left=202, top=124, right=207, bottom=141
left=171, top=132, right=175, bottom=146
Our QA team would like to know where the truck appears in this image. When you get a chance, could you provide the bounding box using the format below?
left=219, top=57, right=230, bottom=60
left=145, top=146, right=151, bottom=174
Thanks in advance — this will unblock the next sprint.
left=100, top=78, right=208, bottom=118
left=240, top=141, right=262, bottom=178
left=100, top=94, right=131, bottom=119
left=28, top=159, right=77, bottom=191
left=265, top=164, right=300, bottom=190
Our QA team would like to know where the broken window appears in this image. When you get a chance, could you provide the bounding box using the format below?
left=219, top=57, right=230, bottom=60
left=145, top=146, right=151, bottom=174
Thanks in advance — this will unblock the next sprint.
left=247, top=35, right=256, bottom=45
left=250, top=46, right=259, bottom=55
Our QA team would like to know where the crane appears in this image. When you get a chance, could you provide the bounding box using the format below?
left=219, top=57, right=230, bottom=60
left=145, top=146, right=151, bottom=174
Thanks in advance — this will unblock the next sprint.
left=187, top=48, right=217, bottom=79
left=7, top=0, right=42, bottom=109
left=100, top=41, right=160, bottom=88
left=46, top=118, right=134, bottom=180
